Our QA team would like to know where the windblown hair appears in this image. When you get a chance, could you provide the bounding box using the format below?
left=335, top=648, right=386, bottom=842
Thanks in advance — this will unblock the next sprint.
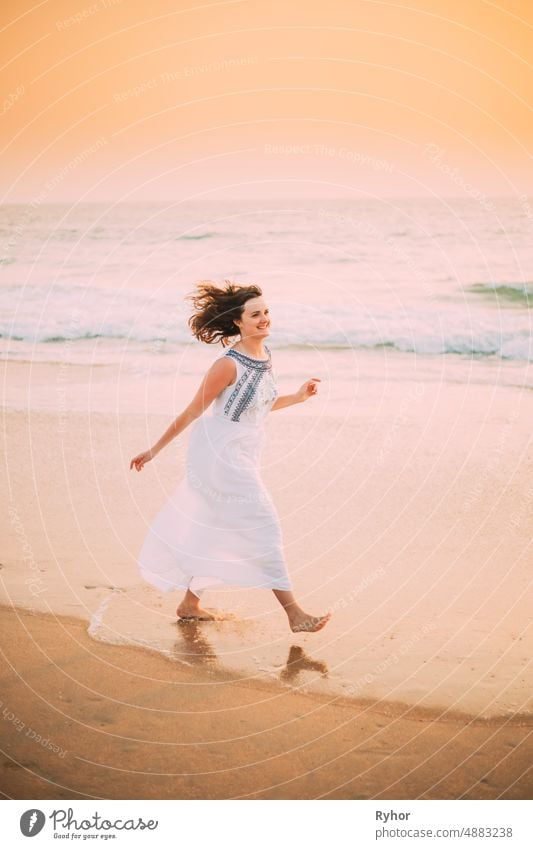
left=185, top=279, right=262, bottom=347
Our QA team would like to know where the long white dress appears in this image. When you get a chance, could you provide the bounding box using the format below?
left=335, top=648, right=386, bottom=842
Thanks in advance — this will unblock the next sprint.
left=137, top=343, right=293, bottom=597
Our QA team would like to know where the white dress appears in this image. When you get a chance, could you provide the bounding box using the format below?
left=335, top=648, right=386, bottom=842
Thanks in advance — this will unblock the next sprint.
left=137, top=343, right=293, bottom=597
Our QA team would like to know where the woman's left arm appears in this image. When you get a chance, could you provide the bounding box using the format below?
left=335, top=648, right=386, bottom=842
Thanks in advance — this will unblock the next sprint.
left=271, top=378, right=321, bottom=411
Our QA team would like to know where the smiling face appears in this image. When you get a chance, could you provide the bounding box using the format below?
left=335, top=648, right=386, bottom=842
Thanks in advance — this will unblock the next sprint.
left=234, top=295, right=271, bottom=340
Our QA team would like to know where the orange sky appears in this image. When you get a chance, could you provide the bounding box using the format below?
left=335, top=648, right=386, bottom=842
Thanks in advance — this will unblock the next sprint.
left=1, top=0, right=532, bottom=202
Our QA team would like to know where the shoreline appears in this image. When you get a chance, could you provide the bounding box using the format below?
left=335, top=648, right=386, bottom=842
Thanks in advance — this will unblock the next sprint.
left=2, top=345, right=532, bottom=419
left=5, top=603, right=533, bottom=728
left=1, top=604, right=531, bottom=800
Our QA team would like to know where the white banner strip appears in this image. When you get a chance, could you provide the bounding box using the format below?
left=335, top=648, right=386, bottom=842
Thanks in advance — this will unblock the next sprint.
left=2, top=799, right=531, bottom=847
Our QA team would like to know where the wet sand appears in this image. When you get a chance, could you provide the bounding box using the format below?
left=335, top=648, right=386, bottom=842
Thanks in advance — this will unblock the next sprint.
left=0, top=606, right=531, bottom=800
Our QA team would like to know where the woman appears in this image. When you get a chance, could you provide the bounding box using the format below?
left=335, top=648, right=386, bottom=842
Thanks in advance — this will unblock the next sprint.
left=130, top=280, right=331, bottom=633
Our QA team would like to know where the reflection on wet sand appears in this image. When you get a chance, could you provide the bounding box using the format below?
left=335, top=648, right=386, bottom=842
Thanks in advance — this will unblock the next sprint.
left=174, top=620, right=218, bottom=665
left=280, top=645, right=329, bottom=683
left=173, top=622, right=329, bottom=686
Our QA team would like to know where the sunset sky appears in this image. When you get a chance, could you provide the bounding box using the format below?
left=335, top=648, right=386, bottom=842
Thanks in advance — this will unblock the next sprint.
left=1, top=0, right=532, bottom=202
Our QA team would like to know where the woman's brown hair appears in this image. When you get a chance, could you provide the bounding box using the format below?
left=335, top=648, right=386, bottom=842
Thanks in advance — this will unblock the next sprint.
left=185, top=279, right=262, bottom=347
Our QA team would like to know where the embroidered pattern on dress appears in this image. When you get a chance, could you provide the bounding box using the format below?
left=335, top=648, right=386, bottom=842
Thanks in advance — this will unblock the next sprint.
left=223, top=368, right=250, bottom=417
left=222, top=345, right=273, bottom=422
left=231, top=369, right=264, bottom=421
left=224, top=345, right=271, bottom=371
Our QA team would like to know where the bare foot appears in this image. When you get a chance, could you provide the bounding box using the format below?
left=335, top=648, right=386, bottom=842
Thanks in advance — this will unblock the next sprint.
left=176, top=604, right=235, bottom=622
left=289, top=611, right=332, bottom=633
left=176, top=604, right=219, bottom=621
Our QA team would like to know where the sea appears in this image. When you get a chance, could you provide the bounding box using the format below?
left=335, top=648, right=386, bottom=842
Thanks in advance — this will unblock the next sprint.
left=1, top=197, right=532, bottom=414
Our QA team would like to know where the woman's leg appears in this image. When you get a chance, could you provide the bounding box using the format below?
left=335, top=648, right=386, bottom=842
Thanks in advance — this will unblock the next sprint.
left=272, top=589, right=331, bottom=633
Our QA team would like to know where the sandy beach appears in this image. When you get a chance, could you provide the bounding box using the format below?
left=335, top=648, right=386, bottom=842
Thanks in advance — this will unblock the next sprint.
left=0, top=606, right=531, bottom=800
left=1, top=354, right=532, bottom=798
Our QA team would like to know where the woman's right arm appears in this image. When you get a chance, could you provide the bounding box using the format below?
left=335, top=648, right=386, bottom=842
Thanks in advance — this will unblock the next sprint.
left=130, top=357, right=236, bottom=471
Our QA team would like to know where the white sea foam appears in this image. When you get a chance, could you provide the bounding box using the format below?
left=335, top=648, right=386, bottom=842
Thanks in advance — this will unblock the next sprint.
left=1, top=197, right=532, bottom=367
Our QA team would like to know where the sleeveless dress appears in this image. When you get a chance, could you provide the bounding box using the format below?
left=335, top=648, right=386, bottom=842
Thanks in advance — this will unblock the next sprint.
left=137, top=343, right=293, bottom=597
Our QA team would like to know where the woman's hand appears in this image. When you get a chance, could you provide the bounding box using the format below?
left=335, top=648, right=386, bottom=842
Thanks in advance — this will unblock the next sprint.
left=295, top=377, right=321, bottom=403
left=130, top=449, right=156, bottom=472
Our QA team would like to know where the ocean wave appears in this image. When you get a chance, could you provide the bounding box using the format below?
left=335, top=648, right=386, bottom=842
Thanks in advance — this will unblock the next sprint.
left=1, top=329, right=530, bottom=362
left=2, top=277, right=532, bottom=363
left=174, top=232, right=219, bottom=240
left=466, top=281, right=533, bottom=307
